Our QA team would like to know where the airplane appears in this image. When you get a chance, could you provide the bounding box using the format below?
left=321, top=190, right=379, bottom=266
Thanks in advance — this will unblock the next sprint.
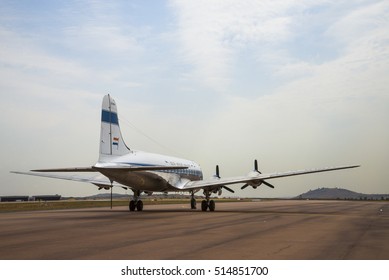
left=13, top=94, right=359, bottom=211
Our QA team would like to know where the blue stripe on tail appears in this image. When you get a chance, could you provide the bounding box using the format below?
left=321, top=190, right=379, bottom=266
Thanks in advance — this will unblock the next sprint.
left=101, top=110, right=119, bottom=125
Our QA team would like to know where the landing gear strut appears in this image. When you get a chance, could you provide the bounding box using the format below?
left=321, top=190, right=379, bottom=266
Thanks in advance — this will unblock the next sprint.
left=201, top=189, right=215, bottom=211
left=190, top=191, right=197, bottom=209
left=129, top=190, right=143, bottom=211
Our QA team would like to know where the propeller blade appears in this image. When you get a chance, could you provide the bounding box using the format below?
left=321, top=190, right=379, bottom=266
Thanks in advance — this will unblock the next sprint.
left=241, top=184, right=249, bottom=190
left=262, top=180, right=275, bottom=189
left=222, top=186, right=235, bottom=193
left=216, top=165, right=220, bottom=178
left=254, top=159, right=261, bottom=174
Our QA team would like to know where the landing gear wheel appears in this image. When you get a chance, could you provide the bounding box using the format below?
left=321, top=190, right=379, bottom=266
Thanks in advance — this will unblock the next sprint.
left=136, top=200, right=143, bottom=211
left=209, top=200, right=215, bottom=211
left=201, top=200, right=208, bottom=211
left=191, top=198, right=197, bottom=209
left=129, top=200, right=136, bottom=211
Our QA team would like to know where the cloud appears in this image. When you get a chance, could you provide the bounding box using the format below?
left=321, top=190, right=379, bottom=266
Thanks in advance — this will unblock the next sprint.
left=188, top=0, right=389, bottom=196
left=169, top=0, right=331, bottom=91
left=0, top=28, right=90, bottom=80
left=64, top=25, right=141, bottom=54
left=61, top=1, right=144, bottom=57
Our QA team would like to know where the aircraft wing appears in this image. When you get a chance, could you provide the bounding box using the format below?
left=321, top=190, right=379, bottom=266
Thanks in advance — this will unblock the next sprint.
left=13, top=164, right=359, bottom=192
left=179, top=165, right=360, bottom=191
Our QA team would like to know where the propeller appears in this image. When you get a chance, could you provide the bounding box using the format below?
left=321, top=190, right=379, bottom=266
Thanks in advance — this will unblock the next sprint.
left=262, top=180, right=275, bottom=189
left=222, top=186, right=235, bottom=193
left=215, top=165, right=220, bottom=178
left=241, top=160, right=275, bottom=190
left=215, top=165, right=235, bottom=194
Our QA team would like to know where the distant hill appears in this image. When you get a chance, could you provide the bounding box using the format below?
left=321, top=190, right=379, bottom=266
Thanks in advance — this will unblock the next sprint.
left=296, top=187, right=389, bottom=200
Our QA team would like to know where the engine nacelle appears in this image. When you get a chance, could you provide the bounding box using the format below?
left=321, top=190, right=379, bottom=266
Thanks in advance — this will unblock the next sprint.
left=248, top=180, right=262, bottom=188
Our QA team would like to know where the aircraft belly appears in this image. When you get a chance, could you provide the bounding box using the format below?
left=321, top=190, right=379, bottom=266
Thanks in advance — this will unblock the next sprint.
left=107, top=170, right=172, bottom=192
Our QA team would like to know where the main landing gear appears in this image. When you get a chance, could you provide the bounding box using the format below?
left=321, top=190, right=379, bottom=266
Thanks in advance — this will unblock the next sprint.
left=201, top=189, right=215, bottom=211
left=129, top=190, right=143, bottom=211
left=189, top=190, right=215, bottom=211
left=190, top=190, right=197, bottom=209
left=201, top=199, right=215, bottom=211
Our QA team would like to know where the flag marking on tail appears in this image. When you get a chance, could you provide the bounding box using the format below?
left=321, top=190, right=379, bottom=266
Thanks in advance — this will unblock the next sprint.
left=113, top=137, right=119, bottom=147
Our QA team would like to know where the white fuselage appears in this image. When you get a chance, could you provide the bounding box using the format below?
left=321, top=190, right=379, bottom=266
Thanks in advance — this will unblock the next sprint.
left=96, top=150, right=203, bottom=192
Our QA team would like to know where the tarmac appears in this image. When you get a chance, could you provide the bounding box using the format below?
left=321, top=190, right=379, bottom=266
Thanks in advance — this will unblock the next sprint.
left=0, top=200, right=388, bottom=260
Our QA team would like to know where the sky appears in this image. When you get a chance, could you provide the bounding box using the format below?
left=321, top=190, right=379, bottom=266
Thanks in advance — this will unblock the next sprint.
left=1, top=0, right=388, bottom=198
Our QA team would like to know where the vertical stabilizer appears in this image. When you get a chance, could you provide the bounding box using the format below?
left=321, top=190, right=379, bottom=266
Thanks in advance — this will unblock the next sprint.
left=99, top=94, right=130, bottom=159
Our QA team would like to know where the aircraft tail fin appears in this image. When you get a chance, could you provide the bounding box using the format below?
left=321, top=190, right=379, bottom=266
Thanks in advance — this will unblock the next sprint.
left=99, top=94, right=130, bottom=159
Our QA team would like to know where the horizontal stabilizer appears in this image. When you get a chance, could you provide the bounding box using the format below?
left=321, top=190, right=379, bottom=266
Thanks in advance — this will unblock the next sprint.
left=10, top=171, right=125, bottom=188
left=30, top=167, right=96, bottom=172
